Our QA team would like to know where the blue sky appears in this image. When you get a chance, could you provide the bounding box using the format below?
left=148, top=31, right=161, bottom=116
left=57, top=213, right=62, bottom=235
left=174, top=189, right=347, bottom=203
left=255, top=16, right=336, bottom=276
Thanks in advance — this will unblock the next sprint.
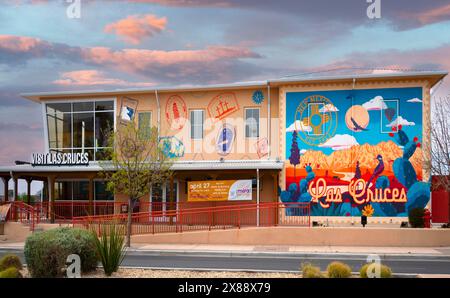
left=1, top=0, right=450, bottom=193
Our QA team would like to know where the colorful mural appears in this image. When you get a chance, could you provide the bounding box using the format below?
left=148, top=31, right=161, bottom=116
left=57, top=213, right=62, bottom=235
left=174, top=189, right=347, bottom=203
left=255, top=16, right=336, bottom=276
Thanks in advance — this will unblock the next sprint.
left=282, top=87, right=429, bottom=217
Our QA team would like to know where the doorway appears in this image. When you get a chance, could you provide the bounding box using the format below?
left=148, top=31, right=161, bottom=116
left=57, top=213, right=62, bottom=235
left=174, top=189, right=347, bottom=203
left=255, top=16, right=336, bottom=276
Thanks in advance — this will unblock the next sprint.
left=150, top=181, right=178, bottom=222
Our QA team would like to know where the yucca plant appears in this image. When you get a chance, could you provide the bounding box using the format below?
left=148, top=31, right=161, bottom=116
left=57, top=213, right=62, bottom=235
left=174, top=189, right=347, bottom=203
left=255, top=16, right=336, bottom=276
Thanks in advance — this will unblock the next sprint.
left=91, top=224, right=127, bottom=276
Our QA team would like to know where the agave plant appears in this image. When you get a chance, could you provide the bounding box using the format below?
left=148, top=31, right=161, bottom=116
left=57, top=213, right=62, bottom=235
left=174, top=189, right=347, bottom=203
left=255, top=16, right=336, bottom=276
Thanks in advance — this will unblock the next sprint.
left=91, top=223, right=127, bottom=276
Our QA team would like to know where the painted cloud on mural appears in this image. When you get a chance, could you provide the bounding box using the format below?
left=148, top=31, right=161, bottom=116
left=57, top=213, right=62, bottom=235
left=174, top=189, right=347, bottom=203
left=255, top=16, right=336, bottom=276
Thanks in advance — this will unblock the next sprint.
left=319, top=104, right=339, bottom=113
left=362, top=96, right=388, bottom=111
left=386, top=116, right=416, bottom=127
left=318, top=134, right=359, bottom=150
left=407, top=97, right=422, bottom=103
left=286, top=120, right=312, bottom=133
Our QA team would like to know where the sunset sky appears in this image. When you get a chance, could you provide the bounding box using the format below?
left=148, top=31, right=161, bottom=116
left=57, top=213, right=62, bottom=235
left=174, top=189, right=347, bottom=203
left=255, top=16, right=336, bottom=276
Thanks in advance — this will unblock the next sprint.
left=1, top=0, right=450, bottom=193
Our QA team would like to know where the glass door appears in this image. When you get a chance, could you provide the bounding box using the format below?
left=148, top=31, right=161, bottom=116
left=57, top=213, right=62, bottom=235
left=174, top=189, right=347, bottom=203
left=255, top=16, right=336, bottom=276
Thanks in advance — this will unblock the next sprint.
left=150, top=182, right=178, bottom=222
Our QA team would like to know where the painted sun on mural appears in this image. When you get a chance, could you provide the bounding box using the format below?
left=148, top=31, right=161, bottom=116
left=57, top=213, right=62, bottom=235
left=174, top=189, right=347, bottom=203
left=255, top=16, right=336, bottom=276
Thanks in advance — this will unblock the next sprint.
left=282, top=87, right=430, bottom=217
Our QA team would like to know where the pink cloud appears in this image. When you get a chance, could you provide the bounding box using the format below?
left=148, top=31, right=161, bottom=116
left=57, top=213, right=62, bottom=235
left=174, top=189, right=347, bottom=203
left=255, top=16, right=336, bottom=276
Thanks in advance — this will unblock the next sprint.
left=53, top=70, right=155, bottom=87
left=0, top=35, right=45, bottom=52
left=81, top=45, right=260, bottom=72
left=104, top=14, right=168, bottom=44
left=128, top=0, right=233, bottom=7
left=404, top=3, right=450, bottom=26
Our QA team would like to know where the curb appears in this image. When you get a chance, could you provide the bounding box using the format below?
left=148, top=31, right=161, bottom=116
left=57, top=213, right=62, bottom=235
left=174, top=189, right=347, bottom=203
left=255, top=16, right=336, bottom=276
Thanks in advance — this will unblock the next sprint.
left=124, top=248, right=450, bottom=260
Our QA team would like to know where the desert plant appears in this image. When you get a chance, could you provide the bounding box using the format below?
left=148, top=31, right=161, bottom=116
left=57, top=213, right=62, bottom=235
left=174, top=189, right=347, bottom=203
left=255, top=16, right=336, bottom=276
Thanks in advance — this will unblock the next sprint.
left=0, top=254, right=22, bottom=271
left=408, top=207, right=425, bottom=228
left=359, top=263, right=392, bottom=278
left=24, top=227, right=98, bottom=278
left=91, top=224, right=127, bottom=276
left=0, top=267, right=23, bottom=278
left=301, top=263, right=324, bottom=278
left=326, top=261, right=352, bottom=278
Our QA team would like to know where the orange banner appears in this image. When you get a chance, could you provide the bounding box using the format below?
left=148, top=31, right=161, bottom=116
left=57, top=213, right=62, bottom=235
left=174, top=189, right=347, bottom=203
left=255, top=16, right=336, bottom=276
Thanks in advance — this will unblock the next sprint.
left=188, top=180, right=252, bottom=202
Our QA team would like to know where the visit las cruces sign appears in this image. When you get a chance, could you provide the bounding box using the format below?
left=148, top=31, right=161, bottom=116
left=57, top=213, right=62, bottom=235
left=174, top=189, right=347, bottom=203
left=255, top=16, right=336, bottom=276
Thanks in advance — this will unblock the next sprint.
left=31, top=152, right=89, bottom=167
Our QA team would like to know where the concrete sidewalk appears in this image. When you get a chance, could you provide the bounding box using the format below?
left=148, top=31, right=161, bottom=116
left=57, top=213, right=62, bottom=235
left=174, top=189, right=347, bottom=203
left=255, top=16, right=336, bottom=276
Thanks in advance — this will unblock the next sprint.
left=129, top=244, right=450, bottom=257
left=3, top=241, right=450, bottom=257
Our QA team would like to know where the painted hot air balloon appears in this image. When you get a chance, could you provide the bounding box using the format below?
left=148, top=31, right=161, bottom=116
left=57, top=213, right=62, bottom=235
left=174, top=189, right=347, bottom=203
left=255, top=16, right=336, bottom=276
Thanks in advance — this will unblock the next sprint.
left=384, top=107, right=396, bottom=122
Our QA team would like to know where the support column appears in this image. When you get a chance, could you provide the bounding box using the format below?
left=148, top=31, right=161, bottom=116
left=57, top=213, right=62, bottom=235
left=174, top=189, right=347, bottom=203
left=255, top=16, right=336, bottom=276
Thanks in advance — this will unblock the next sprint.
left=169, top=175, right=174, bottom=225
left=88, top=177, right=94, bottom=216
left=256, top=168, right=260, bottom=227
left=26, top=178, right=32, bottom=205
left=26, top=178, right=32, bottom=220
left=1, top=177, right=8, bottom=202
left=272, top=172, right=279, bottom=226
left=48, top=176, right=55, bottom=223
left=13, top=177, right=18, bottom=202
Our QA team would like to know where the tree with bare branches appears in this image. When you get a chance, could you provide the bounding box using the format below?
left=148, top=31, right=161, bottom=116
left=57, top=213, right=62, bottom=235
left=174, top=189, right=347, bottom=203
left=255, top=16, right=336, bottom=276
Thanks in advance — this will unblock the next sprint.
left=425, top=95, right=450, bottom=192
left=99, top=121, right=173, bottom=247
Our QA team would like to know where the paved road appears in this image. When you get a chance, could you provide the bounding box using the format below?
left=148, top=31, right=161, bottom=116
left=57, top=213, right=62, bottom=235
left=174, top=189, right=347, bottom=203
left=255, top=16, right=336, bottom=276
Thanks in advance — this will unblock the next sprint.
left=2, top=249, right=450, bottom=275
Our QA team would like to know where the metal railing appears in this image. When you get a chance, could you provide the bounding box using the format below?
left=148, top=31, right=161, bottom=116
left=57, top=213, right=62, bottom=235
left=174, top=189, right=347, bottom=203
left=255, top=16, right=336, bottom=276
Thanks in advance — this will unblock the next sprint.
left=1, top=201, right=37, bottom=231
left=72, top=202, right=310, bottom=235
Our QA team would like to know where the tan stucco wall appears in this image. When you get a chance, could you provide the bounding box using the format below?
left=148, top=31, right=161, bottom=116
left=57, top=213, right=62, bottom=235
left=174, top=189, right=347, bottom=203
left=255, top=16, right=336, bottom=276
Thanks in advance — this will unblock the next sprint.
left=116, top=87, right=280, bottom=161
left=132, top=226, right=450, bottom=247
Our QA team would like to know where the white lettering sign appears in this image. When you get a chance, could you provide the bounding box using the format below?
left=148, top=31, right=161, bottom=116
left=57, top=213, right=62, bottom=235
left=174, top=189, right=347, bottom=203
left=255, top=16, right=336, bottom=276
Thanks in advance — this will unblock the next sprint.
left=31, top=152, right=89, bottom=167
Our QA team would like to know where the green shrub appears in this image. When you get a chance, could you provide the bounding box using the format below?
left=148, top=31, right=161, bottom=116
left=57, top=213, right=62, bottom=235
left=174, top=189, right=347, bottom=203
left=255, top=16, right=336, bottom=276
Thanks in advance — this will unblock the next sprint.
left=326, top=261, right=352, bottom=278
left=92, top=224, right=126, bottom=276
left=360, top=263, right=392, bottom=278
left=408, top=208, right=425, bottom=228
left=24, top=227, right=98, bottom=278
left=0, top=267, right=23, bottom=278
left=301, top=263, right=324, bottom=278
left=0, top=254, right=22, bottom=271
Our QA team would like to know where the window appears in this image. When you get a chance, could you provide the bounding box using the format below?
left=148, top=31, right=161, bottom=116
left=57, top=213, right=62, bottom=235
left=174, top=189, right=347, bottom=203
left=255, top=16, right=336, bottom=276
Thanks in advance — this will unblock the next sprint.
left=245, top=108, right=259, bottom=138
left=46, top=100, right=114, bottom=161
left=190, top=110, right=204, bottom=139
left=138, top=112, right=152, bottom=139
left=54, top=180, right=113, bottom=201
left=94, top=181, right=114, bottom=201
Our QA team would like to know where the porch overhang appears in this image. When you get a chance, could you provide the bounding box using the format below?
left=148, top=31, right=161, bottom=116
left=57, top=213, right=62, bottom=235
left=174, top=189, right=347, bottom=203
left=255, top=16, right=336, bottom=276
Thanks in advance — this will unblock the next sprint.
left=0, top=159, right=284, bottom=176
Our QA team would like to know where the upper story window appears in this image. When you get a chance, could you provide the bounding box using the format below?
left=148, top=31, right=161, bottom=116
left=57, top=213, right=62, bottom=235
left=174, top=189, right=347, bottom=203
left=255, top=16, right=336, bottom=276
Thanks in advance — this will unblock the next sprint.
left=245, top=108, right=260, bottom=138
left=45, top=100, right=115, bottom=161
left=138, top=112, right=152, bottom=139
left=190, top=110, right=204, bottom=140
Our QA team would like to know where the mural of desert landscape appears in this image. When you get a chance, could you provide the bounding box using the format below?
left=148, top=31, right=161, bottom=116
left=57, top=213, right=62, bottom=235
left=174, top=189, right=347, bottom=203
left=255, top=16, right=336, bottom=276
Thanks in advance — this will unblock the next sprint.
left=283, top=88, right=428, bottom=217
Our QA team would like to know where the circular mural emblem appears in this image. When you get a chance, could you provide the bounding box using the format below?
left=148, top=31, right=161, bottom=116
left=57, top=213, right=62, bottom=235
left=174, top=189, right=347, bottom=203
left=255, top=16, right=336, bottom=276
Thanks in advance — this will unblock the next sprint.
left=165, top=95, right=187, bottom=130
left=294, top=95, right=338, bottom=146
left=216, top=124, right=235, bottom=156
left=252, top=90, right=264, bottom=104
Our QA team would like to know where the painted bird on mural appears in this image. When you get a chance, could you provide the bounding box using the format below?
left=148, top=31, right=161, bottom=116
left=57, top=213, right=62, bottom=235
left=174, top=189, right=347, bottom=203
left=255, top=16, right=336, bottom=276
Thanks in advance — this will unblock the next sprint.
left=350, top=117, right=369, bottom=131
left=367, top=154, right=385, bottom=188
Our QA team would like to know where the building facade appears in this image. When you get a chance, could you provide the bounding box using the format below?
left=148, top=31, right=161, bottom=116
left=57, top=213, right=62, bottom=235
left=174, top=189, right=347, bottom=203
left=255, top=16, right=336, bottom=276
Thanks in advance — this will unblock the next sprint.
left=0, top=71, right=446, bottom=223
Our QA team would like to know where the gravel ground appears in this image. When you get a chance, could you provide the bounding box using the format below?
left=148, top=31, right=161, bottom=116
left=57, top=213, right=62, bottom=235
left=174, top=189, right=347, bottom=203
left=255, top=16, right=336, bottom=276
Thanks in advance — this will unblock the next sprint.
left=20, top=268, right=301, bottom=278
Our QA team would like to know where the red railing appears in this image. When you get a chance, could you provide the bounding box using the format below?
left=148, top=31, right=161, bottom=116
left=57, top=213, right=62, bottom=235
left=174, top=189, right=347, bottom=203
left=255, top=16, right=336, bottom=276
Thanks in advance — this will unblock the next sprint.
left=1, top=201, right=37, bottom=231
left=72, top=202, right=310, bottom=235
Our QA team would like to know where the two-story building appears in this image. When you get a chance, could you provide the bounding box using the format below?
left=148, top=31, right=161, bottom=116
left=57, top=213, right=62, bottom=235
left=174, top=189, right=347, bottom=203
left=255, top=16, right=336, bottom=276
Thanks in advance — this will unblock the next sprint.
left=0, top=70, right=447, bottom=223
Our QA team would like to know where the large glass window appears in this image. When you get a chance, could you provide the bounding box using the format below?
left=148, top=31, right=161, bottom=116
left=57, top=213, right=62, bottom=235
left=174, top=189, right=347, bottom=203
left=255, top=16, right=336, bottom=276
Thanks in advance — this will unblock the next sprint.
left=245, top=108, right=260, bottom=138
left=73, top=113, right=94, bottom=148
left=190, top=110, right=204, bottom=140
left=46, top=103, right=72, bottom=149
left=55, top=181, right=72, bottom=201
left=94, top=181, right=114, bottom=201
left=72, top=181, right=89, bottom=201
left=55, top=180, right=113, bottom=201
left=46, top=100, right=114, bottom=161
